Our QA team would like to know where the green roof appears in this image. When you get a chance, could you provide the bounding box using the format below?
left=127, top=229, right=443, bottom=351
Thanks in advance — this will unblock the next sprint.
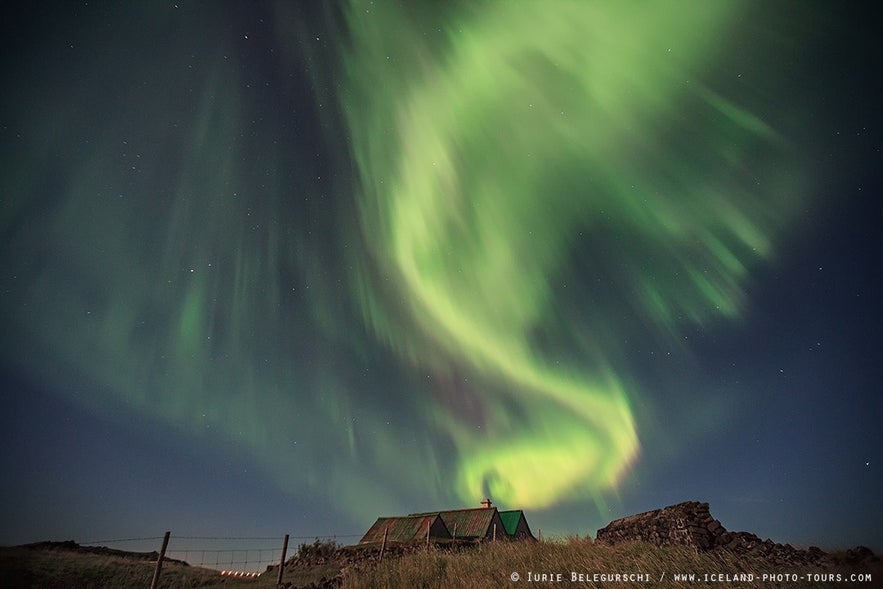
left=498, top=510, right=524, bottom=536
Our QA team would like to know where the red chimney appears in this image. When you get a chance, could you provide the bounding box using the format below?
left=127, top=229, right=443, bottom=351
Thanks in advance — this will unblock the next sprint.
left=481, top=498, right=493, bottom=509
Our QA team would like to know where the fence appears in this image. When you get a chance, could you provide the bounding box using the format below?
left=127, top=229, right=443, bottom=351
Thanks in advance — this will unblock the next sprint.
left=79, top=528, right=557, bottom=583
left=81, top=531, right=363, bottom=583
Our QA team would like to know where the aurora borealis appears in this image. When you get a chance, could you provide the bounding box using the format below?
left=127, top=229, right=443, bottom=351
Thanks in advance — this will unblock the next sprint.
left=342, top=0, right=809, bottom=510
left=2, top=1, right=881, bottom=550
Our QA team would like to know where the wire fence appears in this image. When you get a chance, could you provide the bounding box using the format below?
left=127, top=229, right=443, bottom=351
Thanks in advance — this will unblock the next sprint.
left=81, top=532, right=363, bottom=575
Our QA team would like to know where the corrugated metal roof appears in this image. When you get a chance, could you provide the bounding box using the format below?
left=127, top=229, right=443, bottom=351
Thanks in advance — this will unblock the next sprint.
left=359, top=515, right=450, bottom=544
left=409, top=508, right=502, bottom=540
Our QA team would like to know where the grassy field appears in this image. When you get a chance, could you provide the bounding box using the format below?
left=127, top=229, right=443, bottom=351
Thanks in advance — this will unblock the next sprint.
left=1, top=537, right=879, bottom=588
left=341, top=538, right=881, bottom=589
left=0, top=545, right=235, bottom=589
left=0, top=541, right=340, bottom=589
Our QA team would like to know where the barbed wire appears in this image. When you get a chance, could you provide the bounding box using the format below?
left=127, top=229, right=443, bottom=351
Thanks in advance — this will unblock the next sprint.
left=178, top=536, right=276, bottom=540
left=167, top=546, right=280, bottom=553
left=166, top=549, right=282, bottom=568
left=289, top=534, right=363, bottom=539
left=77, top=532, right=365, bottom=574
left=81, top=533, right=361, bottom=545
left=81, top=536, right=165, bottom=544
left=75, top=529, right=578, bottom=577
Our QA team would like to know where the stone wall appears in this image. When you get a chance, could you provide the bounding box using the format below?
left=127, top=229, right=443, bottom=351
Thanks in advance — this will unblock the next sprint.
left=595, top=501, right=719, bottom=550
left=595, top=501, right=877, bottom=568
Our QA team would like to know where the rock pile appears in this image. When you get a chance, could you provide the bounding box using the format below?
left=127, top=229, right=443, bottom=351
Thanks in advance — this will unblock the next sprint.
left=595, top=501, right=720, bottom=550
left=595, top=501, right=877, bottom=568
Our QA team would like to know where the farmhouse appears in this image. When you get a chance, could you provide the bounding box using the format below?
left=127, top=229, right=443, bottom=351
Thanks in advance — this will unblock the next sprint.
left=359, top=498, right=535, bottom=544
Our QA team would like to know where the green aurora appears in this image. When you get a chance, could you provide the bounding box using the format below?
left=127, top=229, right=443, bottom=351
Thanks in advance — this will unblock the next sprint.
left=0, top=0, right=808, bottom=522
left=341, top=0, right=802, bottom=509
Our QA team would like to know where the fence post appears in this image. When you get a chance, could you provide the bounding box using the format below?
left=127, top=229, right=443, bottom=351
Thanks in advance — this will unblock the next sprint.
left=149, top=531, right=171, bottom=589
left=276, top=534, right=289, bottom=586
left=379, top=526, right=388, bottom=562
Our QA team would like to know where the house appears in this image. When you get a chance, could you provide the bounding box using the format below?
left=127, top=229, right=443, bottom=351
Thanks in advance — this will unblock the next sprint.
left=359, top=513, right=451, bottom=544
left=360, top=498, right=536, bottom=545
left=409, top=507, right=506, bottom=541
left=411, top=498, right=535, bottom=542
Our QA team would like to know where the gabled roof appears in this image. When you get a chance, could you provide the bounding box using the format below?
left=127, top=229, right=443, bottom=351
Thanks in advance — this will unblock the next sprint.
left=498, top=509, right=535, bottom=539
left=409, top=508, right=503, bottom=540
left=498, top=510, right=525, bottom=536
left=359, top=514, right=451, bottom=544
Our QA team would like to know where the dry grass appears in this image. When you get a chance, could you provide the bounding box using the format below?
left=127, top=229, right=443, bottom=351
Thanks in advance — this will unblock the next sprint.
left=0, top=546, right=257, bottom=589
left=2, top=538, right=878, bottom=589
left=342, top=537, right=880, bottom=589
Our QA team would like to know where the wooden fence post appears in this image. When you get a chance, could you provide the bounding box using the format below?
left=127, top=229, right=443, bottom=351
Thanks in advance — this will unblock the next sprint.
left=379, top=527, right=388, bottom=562
left=426, top=523, right=430, bottom=549
left=276, top=534, right=289, bottom=586
left=149, top=531, right=170, bottom=589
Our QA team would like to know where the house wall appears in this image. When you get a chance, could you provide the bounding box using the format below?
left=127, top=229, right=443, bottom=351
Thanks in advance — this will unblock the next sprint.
left=429, top=517, right=451, bottom=539
left=485, top=512, right=506, bottom=541
left=511, top=516, right=534, bottom=540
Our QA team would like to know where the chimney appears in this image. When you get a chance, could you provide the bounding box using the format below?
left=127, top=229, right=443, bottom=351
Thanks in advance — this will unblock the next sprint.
left=481, top=498, right=493, bottom=509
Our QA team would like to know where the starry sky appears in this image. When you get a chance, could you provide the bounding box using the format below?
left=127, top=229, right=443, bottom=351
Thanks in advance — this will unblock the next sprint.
left=1, top=1, right=881, bottom=552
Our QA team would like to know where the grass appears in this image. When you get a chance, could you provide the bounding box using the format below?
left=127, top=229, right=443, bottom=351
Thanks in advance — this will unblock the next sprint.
left=342, top=537, right=880, bottom=589
left=2, top=537, right=879, bottom=589
left=0, top=545, right=236, bottom=589
left=0, top=540, right=342, bottom=589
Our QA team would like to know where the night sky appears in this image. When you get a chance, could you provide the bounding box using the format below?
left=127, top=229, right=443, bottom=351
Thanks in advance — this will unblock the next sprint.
left=1, top=1, right=881, bottom=553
